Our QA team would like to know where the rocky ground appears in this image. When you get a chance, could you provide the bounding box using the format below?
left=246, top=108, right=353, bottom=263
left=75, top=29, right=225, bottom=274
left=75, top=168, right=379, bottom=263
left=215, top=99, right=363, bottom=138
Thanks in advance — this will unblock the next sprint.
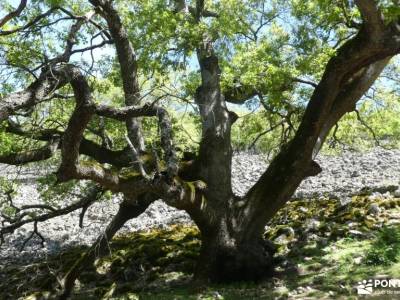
left=2, top=190, right=400, bottom=299
left=1, top=147, right=400, bottom=266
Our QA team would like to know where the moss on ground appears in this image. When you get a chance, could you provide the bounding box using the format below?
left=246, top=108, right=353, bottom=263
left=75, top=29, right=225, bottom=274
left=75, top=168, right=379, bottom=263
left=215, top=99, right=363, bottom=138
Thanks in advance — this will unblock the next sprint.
left=2, top=196, right=400, bottom=299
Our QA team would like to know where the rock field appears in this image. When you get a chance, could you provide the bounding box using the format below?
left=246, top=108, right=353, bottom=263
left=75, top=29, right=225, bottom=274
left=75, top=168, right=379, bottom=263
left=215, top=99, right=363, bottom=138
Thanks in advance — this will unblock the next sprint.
left=1, top=147, right=400, bottom=265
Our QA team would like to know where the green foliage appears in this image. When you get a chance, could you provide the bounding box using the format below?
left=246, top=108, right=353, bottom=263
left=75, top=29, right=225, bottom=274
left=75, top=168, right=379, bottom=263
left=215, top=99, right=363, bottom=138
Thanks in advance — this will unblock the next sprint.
left=231, top=110, right=283, bottom=153
left=0, top=177, right=18, bottom=218
left=3, top=195, right=400, bottom=299
left=323, top=86, right=400, bottom=153
left=0, top=123, right=16, bottom=155
left=0, top=0, right=399, bottom=176
left=230, top=80, right=400, bottom=154
left=140, top=109, right=200, bottom=154
left=378, top=0, right=400, bottom=22
left=0, top=176, right=16, bottom=193
left=170, top=111, right=201, bottom=153
left=365, top=227, right=400, bottom=266
left=37, top=173, right=79, bottom=206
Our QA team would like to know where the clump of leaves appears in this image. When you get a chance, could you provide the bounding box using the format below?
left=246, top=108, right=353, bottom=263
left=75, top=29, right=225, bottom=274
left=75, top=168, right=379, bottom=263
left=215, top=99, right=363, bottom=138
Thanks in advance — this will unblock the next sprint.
left=0, top=177, right=18, bottom=215
left=365, top=226, right=400, bottom=266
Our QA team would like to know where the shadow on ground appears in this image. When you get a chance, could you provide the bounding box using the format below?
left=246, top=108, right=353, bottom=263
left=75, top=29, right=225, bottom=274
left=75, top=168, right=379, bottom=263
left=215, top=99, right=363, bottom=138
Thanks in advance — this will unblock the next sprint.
left=1, top=195, right=400, bottom=299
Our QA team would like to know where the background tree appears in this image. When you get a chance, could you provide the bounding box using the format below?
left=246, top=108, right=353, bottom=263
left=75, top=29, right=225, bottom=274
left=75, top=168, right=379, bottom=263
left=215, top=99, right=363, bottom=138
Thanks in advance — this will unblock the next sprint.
left=0, top=0, right=399, bottom=298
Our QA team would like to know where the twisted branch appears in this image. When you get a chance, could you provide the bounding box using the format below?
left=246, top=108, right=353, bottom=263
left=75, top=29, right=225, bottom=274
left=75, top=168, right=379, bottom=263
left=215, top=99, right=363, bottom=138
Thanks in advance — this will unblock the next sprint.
left=0, top=185, right=104, bottom=244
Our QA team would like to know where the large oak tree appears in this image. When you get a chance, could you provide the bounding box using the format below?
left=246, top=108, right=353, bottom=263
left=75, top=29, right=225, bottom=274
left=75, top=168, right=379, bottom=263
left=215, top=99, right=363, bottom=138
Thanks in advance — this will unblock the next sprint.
left=0, top=0, right=399, bottom=298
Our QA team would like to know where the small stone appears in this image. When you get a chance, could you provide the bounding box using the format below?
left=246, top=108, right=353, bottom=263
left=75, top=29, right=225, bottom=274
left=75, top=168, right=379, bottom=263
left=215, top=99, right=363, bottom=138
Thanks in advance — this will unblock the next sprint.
left=387, top=219, right=400, bottom=225
left=370, top=192, right=382, bottom=200
left=354, top=257, right=362, bottom=264
left=275, top=226, right=295, bottom=240
left=348, top=230, right=365, bottom=237
left=274, top=286, right=289, bottom=295
left=383, top=192, right=392, bottom=198
left=296, top=265, right=307, bottom=276
left=306, top=219, right=320, bottom=230
left=306, top=233, right=319, bottom=241
left=304, top=257, right=312, bottom=261
left=299, top=206, right=308, bottom=213
left=340, top=197, right=352, bottom=206
left=213, top=291, right=223, bottom=299
left=275, top=235, right=289, bottom=244
left=319, top=238, right=328, bottom=246
left=368, top=203, right=381, bottom=216
left=345, top=221, right=357, bottom=228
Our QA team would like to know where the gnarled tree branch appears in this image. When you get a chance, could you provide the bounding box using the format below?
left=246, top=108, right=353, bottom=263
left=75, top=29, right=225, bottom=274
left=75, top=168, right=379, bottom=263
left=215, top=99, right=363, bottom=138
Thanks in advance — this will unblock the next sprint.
left=354, top=0, right=385, bottom=39
left=89, top=0, right=145, bottom=151
left=241, top=9, right=400, bottom=239
left=0, top=0, right=27, bottom=29
left=0, top=139, right=59, bottom=165
left=0, top=185, right=104, bottom=241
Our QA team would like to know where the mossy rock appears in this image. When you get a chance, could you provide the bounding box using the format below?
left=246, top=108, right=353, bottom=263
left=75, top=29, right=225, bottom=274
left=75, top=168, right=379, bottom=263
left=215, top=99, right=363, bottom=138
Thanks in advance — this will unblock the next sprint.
left=5, top=195, right=400, bottom=299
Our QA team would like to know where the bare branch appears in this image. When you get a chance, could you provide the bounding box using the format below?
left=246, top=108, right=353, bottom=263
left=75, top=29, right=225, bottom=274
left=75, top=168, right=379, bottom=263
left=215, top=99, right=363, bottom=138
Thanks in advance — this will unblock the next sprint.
left=0, top=0, right=27, bottom=28
left=78, top=202, right=90, bottom=228
left=95, top=103, right=159, bottom=120
left=69, top=38, right=113, bottom=55
left=0, top=6, right=58, bottom=36
left=5, top=120, right=132, bottom=168
left=248, top=121, right=285, bottom=151
left=157, top=108, right=179, bottom=178
left=293, top=77, right=317, bottom=88
left=56, top=68, right=96, bottom=182
left=125, top=134, right=150, bottom=180
left=313, top=58, right=390, bottom=156
left=355, top=109, right=385, bottom=148
left=224, top=85, right=258, bottom=104
left=50, top=11, right=96, bottom=64
left=96, top=103, right=178, bottom=177
left=0, top=185, right=103, bottom=241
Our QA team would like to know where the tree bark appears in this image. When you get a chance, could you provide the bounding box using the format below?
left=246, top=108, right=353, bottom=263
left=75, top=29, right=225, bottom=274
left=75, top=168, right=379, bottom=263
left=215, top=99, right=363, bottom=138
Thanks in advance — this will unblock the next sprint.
left=1, top=0, right=399, bottom=290
left=89, top=0, right=145, bottom=151
left=194, top=217, right=275, bottom=283
left=188, top=0, right=400, bottom=282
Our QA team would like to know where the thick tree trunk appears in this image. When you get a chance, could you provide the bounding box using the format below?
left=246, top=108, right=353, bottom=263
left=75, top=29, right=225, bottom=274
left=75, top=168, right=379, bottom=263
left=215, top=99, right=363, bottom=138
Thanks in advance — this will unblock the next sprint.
left=190, top=28, right=276, bottom=282
left=194, top=216, right=274, bottom=283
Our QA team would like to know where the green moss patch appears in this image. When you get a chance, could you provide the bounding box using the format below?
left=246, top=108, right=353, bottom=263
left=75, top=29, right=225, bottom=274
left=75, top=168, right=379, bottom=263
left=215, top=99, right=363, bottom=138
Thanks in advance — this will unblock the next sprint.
left=2, top=196, right=400, bottom=299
